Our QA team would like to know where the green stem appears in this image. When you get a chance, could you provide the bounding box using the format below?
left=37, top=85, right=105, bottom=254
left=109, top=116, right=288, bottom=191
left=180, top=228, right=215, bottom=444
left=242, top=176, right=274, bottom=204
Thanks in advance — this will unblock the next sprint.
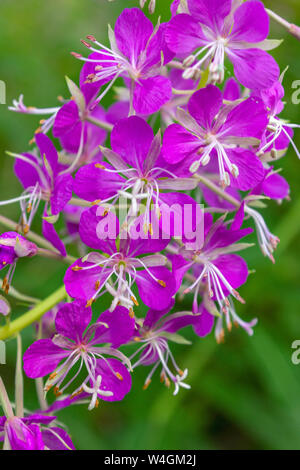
left=266, top=8, right=300, bottom=40
left=15, top=334, right=24, bottom=418
left=266, top=8, right=290, bottom=29
left=86, top=116, right=113, bottom=132
left=35, top=378, right=48, bottom=411
left=37, top=247, right=76, bottom=264
left=0, top=285, right=67, bottom=340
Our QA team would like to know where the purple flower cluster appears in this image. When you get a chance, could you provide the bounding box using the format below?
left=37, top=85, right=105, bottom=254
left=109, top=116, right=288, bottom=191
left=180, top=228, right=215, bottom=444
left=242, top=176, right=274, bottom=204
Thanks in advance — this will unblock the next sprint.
left=1, top=1, right=299, bottom=450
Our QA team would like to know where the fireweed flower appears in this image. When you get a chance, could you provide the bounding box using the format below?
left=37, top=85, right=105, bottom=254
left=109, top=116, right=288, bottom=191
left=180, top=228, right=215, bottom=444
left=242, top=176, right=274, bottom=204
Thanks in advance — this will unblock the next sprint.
left=0, top=414, right=74, bottom=450
left=11, top=133, right=73, bottom=255
left=131, top=303, right=213, bottom=393
left=23, top=301, right=134, bottom=410
left=0, top=232, right=37, bottom=293
left=64, top=207, right=176, bottom=312
left=166, top=0, right=280, bottom=89
left=53, top=79, right=107, bottom=159
left=1, top=0, right=300, bottom=449
left=162, top=85, right=267, bottom=189
left=74, top=116, right=197, bottom=233
left=169, top=212, right=252, bottom=316
left=73, top=8, right=172, bottom=115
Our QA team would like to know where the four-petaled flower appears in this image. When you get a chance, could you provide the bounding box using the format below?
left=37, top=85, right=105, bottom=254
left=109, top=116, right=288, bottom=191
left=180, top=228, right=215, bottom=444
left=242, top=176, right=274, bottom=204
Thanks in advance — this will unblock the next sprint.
left=166, top=0, right=280, bottom=89
left=23, top=301, right=134, bottom=410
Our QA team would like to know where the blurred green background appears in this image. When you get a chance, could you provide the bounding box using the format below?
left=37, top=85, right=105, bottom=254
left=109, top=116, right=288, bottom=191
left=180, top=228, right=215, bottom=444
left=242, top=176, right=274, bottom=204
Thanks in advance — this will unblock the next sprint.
left=0, top=0, right=300, bottom=450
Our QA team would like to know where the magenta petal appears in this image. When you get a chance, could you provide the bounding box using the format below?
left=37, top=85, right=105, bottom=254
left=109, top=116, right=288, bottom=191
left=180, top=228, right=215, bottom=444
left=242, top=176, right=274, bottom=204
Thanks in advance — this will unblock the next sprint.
left=192, top=305, right=214, bottom=337
left=188, top=86, right=223, bottom=130
left=205, top=222, right=252, bottom=251
left=106, top=101, right=130, bottom=125
left=165, top=14, right=207, bottom=55
left=23, top=339, right=68, bottom=379
left=23, top=414, right=56, bottom=426
left=257, top=81, right=285, bottom=115
left=59, top=120, right=83, bottom=154
left=55, top=301, right=92, bottom=343
left=74, top=162, right=124, bottom=202
left=64, top=259, right=110, bottom=301
left=141, top=23, right=174, bottom=71
left=223, top=78, right=241, bottom=101
left=53, top=101, right=79, bottom=138
left=41, top=427, right=75, bottom=450
left=124, top=211, right=171, bottom=257
left=228, top=48, right=280, bottom=90
left=188, top=0, right=232, bottom=32
left=85, top=106, right=108, bottom=150
left=227, top=148, right=265, bottom=191
left=143, top=300, right=175, bottom=329
left=162, top=313, right=197, bottom=333
left=35, top=133, right=58, bottom=177
left=214, top=254, right=248, bottom=293
left=153, top=23, right=175, bottom=66
left=114, top=8, right=153, bottom=63
left=159, top=192, right=204, bottom=249
left=229, top=1, right=269, bottom=43
left=50, top=173, right=73, bottom=216
left=94, top=358, right=132, bottom=402
left=162, top=123, right=201, bottom=164
left=111, top=116, right=153, bottom=170
left=261, top=172, right=290, bottom=200
left=231, top=202, right=245, bottom=231
left=42, top=216, right=66, bottom=257
left=133, top=76, right=172, bottom=115
left=135, top=266, right=176, bottom=310
left=169, top=253, right=191, bottom=291
left=90, top=306, right=135, bottom=347
left=79, top=206, right=118, bottom=253
left=219, top=97, right=268, bottom=140
left=0, top=239, right=17, bottom=267
left=0, top=232, right=37, bottom=262
left=14, top=153, right=41, bottom=189
left=169, top=68, right=196, bottom=92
